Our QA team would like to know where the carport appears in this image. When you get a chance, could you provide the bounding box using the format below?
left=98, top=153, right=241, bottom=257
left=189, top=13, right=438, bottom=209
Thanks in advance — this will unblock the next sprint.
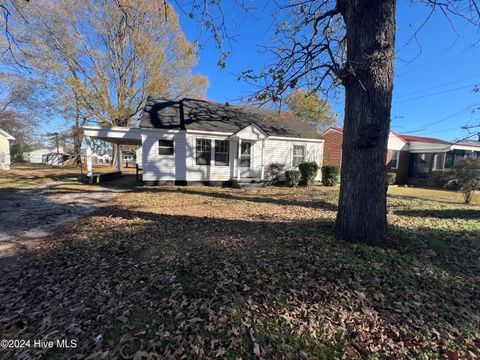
left=82, top=126, right=142, bottom=182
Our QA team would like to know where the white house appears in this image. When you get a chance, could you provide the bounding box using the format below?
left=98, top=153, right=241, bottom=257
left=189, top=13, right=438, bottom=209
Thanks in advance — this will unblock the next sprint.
left=80, top=151, right=111, bottom=165
left=24, top=148, right=71, bottom=165
left=82, top=97, right=324, bottom=185
left=0, top=129, right=15, bottom=170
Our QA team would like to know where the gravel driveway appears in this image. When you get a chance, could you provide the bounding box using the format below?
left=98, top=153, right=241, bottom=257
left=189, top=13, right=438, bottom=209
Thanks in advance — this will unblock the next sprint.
left=0, top=181, right=124, bottom=243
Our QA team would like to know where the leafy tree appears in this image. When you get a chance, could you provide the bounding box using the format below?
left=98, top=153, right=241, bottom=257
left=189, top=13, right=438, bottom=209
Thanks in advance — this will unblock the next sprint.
left=454, top=158, right=480, bottom=204
left=2, top=0, right=209, bottom=165
left=0, top=73, right=49, bottom=159
left=286, top=89, right=336, bottom=130
left=183, top=0, right=480, bottom=246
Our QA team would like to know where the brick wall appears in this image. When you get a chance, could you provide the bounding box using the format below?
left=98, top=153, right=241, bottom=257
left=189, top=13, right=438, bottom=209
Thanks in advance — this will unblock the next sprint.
left=322, top=130, right=343, bottom=167
left=386, top=150, right=409, bottom=184
left=322, top=130, right=412, bottom=185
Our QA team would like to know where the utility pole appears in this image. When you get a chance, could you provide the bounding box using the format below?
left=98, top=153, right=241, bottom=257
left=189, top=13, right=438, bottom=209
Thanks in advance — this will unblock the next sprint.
left=53, top=132, right=59, bottom=154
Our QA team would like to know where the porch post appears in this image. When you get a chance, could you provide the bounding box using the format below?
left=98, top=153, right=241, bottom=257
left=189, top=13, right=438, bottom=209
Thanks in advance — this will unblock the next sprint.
left=237, top=138, right=242, bottom=181
left=116, top=142, right=121, bottom=173
left=261, top=139, right=265, bottom=181
left=85, top=136, right=93, bottom=184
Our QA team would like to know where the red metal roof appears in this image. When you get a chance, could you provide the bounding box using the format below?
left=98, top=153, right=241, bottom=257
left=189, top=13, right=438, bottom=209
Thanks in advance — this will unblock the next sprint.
left=322, top=127, right=451, bottom=145
left=396, top=134, right=451, bottom=145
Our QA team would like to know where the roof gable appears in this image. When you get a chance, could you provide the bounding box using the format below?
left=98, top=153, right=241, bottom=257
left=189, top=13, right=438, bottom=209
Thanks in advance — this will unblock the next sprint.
left=231, top=123, right=268, bottom=140
left=321, top=127, right=343, bottom=136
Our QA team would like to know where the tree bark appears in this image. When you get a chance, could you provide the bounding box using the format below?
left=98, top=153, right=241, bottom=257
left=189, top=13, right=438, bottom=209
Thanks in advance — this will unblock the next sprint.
left=111, top=143, right=122, bottom=169
left=335, top=0, right=396, bottom=246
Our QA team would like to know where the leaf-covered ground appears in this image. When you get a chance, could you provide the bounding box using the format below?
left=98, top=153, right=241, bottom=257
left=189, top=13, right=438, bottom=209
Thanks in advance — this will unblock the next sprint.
left=0, top=164, right=135, bottom=189
left=0, top=185, right=479, bottom=359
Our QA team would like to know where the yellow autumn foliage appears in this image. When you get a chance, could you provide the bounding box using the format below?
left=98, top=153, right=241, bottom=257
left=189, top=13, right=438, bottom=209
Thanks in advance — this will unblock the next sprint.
left=3, top=0, right=209, bottom=127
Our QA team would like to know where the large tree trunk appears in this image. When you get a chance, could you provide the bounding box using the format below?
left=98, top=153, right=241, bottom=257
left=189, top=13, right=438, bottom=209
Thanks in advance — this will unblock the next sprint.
left=335, top=0, right=396, bottom=246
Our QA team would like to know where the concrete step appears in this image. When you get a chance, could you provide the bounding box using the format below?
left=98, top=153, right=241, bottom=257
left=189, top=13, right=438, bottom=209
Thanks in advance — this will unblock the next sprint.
left=231, top=180, right=266, bottom=189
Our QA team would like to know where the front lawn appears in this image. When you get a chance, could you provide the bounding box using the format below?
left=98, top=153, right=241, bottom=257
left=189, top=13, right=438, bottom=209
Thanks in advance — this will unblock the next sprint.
left=0, top=186, right=478, bottom=359
left=0, top=164, right=135, bottom=189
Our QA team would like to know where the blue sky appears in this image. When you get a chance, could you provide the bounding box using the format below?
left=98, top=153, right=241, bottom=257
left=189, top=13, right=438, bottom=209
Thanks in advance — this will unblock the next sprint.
left=175, top=1, right=480, bottom=142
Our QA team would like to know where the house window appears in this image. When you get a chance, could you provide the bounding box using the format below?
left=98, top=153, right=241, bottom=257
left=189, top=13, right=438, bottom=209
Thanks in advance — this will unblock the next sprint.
left=292, top=145, right=305, bottom=167
left=158, top=140, right=174, bottom=155
left=408, top=153, right=432, bottom=178
left=454, top=150, right=465, bottom=165
left=466, top=151, right=477, bottom=159
left=445, top=151, right=454, bottom=169
left=196, top=139, right=211, bottom=165
left=390, top=151, right=399, bottom=169
left=215, top=140, right=229, bottom=166
left=240, top=142, right=251, bottom=167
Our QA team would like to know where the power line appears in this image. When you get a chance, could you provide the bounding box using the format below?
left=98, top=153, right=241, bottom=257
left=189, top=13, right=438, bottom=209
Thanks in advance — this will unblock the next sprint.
left=409, top=126, right=464, bottom=136
left=394, top=73, right=480, bottom=99
left=394, top=84, right=475, bottom=104
left=399, top=103, right=478, bottom=134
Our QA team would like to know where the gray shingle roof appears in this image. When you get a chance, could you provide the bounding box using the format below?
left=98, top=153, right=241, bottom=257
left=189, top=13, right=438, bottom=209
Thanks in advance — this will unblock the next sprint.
left=456, top=140, right=480, bottom=148
left=140, top=97, right=323, bottom=139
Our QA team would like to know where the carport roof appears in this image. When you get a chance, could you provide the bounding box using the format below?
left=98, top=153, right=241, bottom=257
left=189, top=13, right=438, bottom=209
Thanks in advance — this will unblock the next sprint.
left=82, top=126, right=142, bottom=145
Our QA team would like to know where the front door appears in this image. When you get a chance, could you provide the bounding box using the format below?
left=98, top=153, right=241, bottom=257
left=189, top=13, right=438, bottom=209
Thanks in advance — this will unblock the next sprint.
left=240, top=141, right=254, bottom=178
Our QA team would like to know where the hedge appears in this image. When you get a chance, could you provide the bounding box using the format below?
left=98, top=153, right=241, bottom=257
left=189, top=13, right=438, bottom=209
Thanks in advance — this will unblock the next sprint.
left=299, top=161, right=320, bottom=186
left=285, top=170, right=301, bottom=187
left=386, top=172, right=396, bottom=185
left=321, top=165, right=340, bottom=186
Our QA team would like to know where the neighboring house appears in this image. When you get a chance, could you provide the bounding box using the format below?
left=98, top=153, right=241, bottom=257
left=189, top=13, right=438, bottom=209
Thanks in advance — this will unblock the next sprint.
left=82, top=97, right=325, bottom=185
left=321, top=127, right=344, bottom=166
left=121, top=150, right=136, bottom=166
left=0, top=129, right=15, bottom=170
left=97, top=153, right=112, bottom=164
left=25, top=148, right=72, bottom=166
left=321, top=127, right=480, bottom=186
left=80, top=152, right=111, bottom=165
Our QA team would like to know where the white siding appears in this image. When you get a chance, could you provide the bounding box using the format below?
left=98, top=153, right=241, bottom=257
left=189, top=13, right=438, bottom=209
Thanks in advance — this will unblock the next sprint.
left=141, top=129, right=324, bottom=182
left=387, top=133, right=407, bottom=151
left=232, top=124, right=267, bottom=141
left=263, top=138, right=324, bottom=181
left=0, top=134, right=11, bottom=169
left=141, top=130, right=187, bottom=181
left=25, top=149, right=50, bottom=164
left=408, top=141, right=450, bottom=153
left=186, top=133, right=233, bottom=181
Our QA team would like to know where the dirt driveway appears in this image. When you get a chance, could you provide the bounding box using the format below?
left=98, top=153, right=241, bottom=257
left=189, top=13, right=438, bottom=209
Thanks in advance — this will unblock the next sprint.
left=0, top=181, right=124, bottom=244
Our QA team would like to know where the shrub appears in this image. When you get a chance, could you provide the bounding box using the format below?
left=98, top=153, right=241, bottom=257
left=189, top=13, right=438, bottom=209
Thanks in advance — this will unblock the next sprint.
left=386, top=172, right=396, bottom=185
left=321, top=165, right=340, bottom=186
left=453, top=158, right=480, bottom=204
left=266, top=162, right=285, bottom=185
left=285, top=170, right=301, bottom=187
left=444, top=179, right=459, bottom=191
left=299, top=161, right=320, bottom=186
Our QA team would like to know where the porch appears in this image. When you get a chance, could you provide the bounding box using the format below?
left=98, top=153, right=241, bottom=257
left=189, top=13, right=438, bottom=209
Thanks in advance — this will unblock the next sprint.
left=228, top=123, right=269, bottom=182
